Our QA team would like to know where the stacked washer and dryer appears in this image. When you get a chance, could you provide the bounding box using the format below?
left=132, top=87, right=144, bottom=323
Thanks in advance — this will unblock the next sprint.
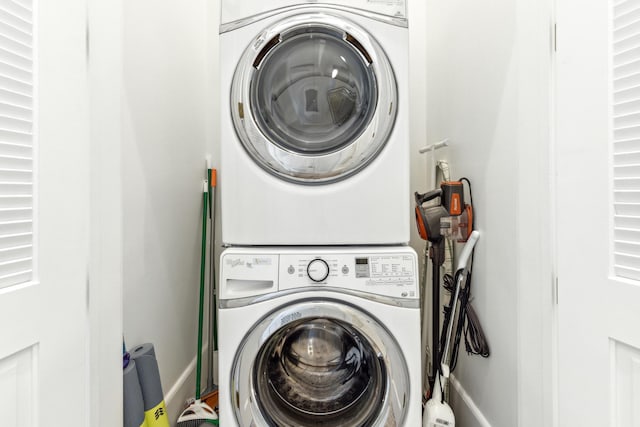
left=218, top=1, right=421, bottom=425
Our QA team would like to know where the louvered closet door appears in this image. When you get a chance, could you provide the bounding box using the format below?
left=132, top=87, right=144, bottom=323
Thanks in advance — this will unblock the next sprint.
left=613, top=3, right=640, bottom=280
left=557, top=0, right=640, bottom=425
left=0, top=0, right=34, bottom=289
left=0, top=1, right=91, bottom=426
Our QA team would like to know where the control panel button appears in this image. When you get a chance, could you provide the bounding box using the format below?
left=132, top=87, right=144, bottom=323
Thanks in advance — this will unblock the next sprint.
left=342, top=265, right=349, bottom=275
left=287, top=265, right=295, bottom=274
left=307, top=258, right=330, bottom=282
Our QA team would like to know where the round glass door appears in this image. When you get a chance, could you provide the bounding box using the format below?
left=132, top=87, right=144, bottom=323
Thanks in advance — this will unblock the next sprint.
left=251, top=29, right=378, bottom=155
left=231, top=13, right=398, bottom=184
left=253, top=318, right=385, bottom=426
left=231, top=300, right=411, bottom=426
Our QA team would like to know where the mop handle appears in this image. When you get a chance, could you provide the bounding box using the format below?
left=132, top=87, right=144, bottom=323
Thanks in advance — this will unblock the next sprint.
left=210, top=169, right=218, bottom=352
left=206, top=169, right=217, bottom=393
left=196, top=181, right=208, bottom=401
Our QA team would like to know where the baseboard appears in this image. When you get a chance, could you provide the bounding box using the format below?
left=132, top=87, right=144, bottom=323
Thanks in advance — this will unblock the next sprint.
left=164, top=351, right=198, bottom=425
left=449, top=374, right=492, bottom=427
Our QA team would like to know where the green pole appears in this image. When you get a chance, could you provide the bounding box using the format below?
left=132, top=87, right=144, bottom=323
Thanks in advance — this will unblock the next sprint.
left=196, top=184, right=208, bottom=400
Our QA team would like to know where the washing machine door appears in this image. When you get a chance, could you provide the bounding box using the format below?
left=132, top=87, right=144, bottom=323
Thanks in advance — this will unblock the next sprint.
left=231, top=299, right=410, bottom=426
left=231, top=12, right=398, bottom=184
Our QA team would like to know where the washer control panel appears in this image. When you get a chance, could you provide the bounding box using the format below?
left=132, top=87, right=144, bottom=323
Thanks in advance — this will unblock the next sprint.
left=279, top=251, right=418, bottom=300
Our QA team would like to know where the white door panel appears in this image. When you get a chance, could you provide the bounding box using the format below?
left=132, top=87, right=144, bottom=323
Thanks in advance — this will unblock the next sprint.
left=557, top=0, right=640, bottom=425
left=0, top=346, right=35, bottom=427
left=612, top=339, right=640, bottom=426
left=0, top=0, right=90, bottom=426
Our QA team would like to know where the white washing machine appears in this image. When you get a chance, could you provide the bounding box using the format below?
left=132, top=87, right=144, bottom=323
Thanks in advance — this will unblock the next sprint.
left=219, top=0, right=410, bottom=245
left=218, top=246, right=422, bottom=426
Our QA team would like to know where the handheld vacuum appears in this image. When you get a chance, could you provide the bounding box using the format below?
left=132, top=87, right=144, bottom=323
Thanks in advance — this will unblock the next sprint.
left=414, top=181, right=473, bottom=390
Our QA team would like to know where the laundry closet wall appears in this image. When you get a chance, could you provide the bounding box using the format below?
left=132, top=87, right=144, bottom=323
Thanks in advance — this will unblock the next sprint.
left=122, top=0, right=217, bottom=418
left=426, top=0, right=553, bottom=426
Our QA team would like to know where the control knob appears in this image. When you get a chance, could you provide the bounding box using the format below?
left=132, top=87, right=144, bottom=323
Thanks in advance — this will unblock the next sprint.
left=307, top=258, right=330, bottom=282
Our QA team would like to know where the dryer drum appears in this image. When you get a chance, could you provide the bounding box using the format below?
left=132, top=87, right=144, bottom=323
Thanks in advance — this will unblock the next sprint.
left=252, top=317, right=386, bottom=426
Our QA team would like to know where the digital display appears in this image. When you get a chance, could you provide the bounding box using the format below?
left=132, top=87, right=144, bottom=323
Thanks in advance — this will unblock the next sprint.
left=355, top=258, right=370, bottom=278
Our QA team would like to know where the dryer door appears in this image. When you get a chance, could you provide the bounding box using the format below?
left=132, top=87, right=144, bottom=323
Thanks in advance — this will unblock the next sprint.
left=231, top=299, right=410, bottom=426
left=231, top=12, right=398, bottom=184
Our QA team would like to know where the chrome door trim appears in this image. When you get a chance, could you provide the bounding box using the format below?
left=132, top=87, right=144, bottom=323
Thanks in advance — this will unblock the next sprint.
left=230, top=298, right=411, bottom=426
left=230, top=11, right=398, bottom=184
left=220, top=4, right=408, bottom=34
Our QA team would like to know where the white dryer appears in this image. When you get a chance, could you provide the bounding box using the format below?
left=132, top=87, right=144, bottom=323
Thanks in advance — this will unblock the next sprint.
left=219, top=0, right=410, bottom=245
left=218, top=246, right=422, bottom=426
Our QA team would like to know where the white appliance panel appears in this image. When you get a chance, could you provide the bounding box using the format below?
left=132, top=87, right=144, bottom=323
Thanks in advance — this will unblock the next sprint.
left=219, top=9, right=410, bottom=245
left=217, top=246, right=421, bottom=427
left=220, top=253, right=280, bottom=299
left=278, top=252, right=418, bottom=300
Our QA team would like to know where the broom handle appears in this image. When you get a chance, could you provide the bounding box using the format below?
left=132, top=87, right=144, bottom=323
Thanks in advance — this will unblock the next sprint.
left=196, top=181, right=208, bottom=400
left=211, top=171, right=218, bottom=353
left=207, top=169, right=217, bottom=392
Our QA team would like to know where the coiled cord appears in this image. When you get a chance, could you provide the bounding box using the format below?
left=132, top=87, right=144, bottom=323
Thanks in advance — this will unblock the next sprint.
left=464, top=302, right=490, bottom=357
left=440, top=268, right=490, bottom=373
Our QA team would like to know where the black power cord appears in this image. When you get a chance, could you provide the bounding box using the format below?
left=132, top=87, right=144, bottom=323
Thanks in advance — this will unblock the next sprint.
left=457, top=177, right=489, bottom=358
left=464, top=300, right=490, bottom=358
left=440, top=269, right=490, bottom=373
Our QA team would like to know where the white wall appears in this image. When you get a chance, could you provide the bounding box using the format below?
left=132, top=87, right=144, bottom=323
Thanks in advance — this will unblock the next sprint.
left=408, top=0, right=433, bottom=395
left=409, top=1, right=430, bottom=244
left=426, top=1, right=553, bottom=426
left=122, top=0, right=212, bottom=419
left=426, top=0, right=519, bottom=420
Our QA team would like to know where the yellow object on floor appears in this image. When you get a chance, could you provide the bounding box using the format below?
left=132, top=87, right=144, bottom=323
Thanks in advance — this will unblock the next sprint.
left=144, top=400, right=170, bottom=427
